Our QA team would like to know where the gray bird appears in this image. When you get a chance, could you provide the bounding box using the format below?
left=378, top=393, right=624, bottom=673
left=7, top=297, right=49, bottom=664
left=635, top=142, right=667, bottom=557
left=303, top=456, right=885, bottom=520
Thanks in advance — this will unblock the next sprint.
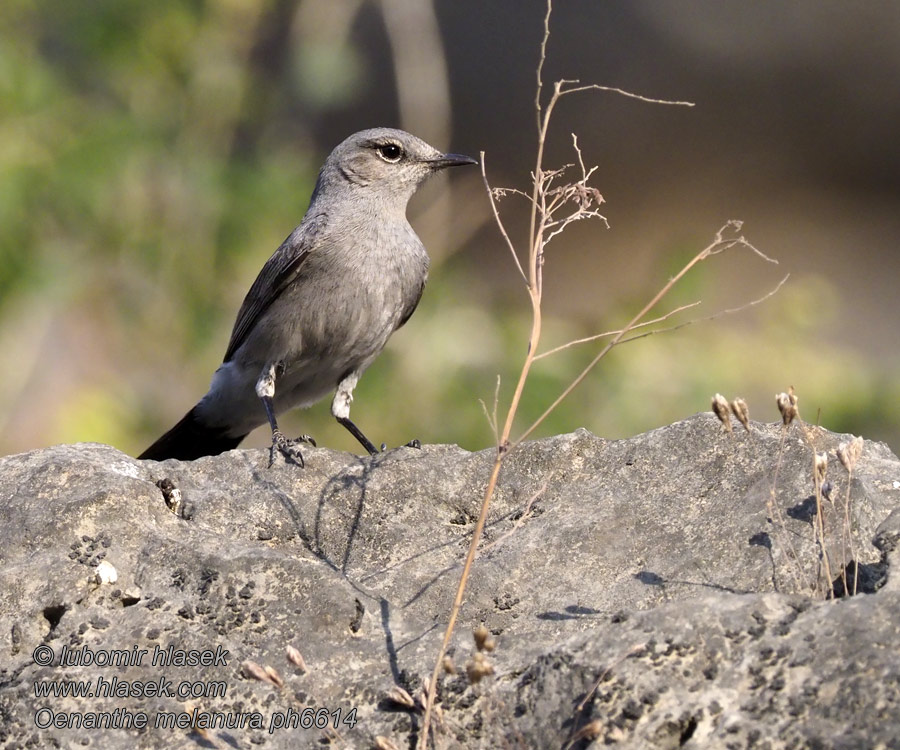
left=139, top=128, right=476, bottom=464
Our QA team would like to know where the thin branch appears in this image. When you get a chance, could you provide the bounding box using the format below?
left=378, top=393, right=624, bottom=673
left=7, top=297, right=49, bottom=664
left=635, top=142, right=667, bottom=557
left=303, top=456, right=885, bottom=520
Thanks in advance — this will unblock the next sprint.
left=490, top=186, right=536, bottom=204
left=562, top=642, right=645, bottom=749
left=420, top=75, right=551, bottom=744
left=571, top=134, right=598, bottom=182
left=481, top=154, right=528, bottom=284
left=418, top=2, right=752, bottom=744
left=558, top=80, right=695, bottom=108
left=575, top=643, right=645, bottom=713
left=617, top=273, right=790, bottom=345
left=515, top=224, right=762, bottom=444
left=480, top=479, right=547, bottom=554
left=534, top=301, right=702, bottom=360
left=543, top=209, right=607, bottom=247
left=478, top=375, right=502, bottom=444
left=535, top=0, right=553, bottom=134
left=418, top=453, right=505, bottom=749
left=708, top=234, right=778, bottom=264
left=769, top=415, right=808, bottom=594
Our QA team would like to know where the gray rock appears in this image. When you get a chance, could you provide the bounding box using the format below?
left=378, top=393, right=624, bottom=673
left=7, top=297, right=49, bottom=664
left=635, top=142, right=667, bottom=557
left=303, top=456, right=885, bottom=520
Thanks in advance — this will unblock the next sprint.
left=0, top=413, right=898, bottom=748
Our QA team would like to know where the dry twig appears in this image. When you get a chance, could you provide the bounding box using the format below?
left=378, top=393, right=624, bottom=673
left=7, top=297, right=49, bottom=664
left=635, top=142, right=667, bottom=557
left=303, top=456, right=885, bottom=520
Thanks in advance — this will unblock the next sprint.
left=417, top=2, right=779, bottom=745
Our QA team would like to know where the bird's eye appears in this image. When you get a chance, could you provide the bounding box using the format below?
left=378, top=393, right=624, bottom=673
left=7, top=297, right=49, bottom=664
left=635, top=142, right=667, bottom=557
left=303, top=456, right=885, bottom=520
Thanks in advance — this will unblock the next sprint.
left=376, top=143, right=403, bottom=163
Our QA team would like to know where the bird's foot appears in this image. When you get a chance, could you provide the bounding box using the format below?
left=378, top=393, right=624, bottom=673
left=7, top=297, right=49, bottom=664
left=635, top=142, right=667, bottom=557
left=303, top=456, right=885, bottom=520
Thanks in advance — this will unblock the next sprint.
left=268, top=430, right=311, bottom=468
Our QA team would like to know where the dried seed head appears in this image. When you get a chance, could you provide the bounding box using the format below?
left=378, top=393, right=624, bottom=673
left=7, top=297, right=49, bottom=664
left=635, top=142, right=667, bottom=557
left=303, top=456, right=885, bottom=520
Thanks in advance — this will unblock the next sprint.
left=242, top=660, right=279, bottom=687
left=193, top=725, right=211, bottom=741
left=776, top=388, right=799, bottom=425
left=712, top=393, right=732, bottom=432
left=837, top=436, right=864, bottom=472
left=569, top=720, right=604, bottom=743
left=264, top=665, right=284, bottom=689
left=466, top=652, right=494, bottom=683
left=473, top=624, right=491, bottom=651
left=730, top=398, right=750, bottom=431
left=374, top=737, right=401, bottom=750
left=385, top=686, right=415, bottom=710
left=414, top=678, right=431, bottom=711
left=442, top=655, right=457, bottom=675
left=815, top=452, right=828, bottom=485
left=285, top=645, right=307, bottom=672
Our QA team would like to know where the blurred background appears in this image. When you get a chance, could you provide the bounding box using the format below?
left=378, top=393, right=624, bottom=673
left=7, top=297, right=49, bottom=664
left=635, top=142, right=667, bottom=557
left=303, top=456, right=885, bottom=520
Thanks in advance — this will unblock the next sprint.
left=2, top=0, right=899, bottom=458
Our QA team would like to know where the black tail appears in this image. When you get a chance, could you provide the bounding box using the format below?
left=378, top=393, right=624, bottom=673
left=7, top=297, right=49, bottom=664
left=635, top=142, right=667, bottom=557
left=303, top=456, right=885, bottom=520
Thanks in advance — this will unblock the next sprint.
left=138, top=407, right=246, bottom=461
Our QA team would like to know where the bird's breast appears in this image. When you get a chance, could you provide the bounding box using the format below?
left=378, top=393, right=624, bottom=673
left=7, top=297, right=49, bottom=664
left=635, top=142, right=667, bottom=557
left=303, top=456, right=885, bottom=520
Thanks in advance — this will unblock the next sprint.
left=280, top=228, right=427, bottom=363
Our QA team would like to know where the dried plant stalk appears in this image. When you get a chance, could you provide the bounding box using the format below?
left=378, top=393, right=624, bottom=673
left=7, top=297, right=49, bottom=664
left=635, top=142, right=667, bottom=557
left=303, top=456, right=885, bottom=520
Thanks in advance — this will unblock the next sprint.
left=417, top=2, right=780, bottom=746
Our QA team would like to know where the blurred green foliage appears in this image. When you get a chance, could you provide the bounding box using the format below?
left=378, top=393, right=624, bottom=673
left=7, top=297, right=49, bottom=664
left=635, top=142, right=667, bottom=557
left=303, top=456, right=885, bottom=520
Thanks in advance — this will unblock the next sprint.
left=0, top=0, right=322, bottom=453
left=1, top=0, right=897, bottom=458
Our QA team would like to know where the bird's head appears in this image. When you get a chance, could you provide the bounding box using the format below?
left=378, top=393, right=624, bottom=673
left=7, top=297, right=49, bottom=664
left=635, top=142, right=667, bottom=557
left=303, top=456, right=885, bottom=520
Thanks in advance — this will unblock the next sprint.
left=316, top=127, right=476, bottom=207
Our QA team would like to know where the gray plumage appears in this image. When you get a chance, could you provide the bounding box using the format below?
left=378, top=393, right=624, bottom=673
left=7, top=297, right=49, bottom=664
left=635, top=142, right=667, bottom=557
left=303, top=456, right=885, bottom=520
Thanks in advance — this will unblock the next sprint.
left=139, top=128, right=476, bottom=463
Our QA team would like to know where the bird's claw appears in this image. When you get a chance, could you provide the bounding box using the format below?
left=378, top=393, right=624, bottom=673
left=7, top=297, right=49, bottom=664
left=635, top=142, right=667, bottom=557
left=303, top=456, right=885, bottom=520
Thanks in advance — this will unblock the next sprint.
left=268, top=429, right=306, bottom=468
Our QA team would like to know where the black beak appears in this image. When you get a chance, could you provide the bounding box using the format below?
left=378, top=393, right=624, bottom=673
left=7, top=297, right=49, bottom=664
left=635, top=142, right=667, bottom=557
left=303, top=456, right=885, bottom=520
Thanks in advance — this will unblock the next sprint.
left=430, top=153, right=478, bottom=169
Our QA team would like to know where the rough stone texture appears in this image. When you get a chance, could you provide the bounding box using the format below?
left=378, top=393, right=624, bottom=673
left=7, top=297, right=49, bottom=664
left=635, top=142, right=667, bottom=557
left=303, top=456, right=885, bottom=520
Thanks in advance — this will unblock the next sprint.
left=0, top=413, right=898, bottom=749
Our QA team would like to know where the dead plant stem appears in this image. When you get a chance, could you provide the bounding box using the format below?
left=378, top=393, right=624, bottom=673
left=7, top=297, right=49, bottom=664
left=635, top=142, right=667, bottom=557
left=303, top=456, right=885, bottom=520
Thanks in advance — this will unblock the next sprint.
left=518, top=229, right=729, bottom=444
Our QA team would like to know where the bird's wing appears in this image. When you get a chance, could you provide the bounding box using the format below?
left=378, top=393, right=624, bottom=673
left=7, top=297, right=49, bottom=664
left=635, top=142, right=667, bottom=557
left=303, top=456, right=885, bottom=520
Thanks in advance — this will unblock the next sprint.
left=223, top=214, right=325, bottom=363
left=396, top=277, right=426, bottom=330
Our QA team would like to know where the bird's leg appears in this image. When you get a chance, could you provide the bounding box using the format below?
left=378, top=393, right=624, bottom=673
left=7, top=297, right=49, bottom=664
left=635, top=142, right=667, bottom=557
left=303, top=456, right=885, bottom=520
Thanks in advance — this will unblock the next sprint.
left=331, top=372, right=379, bottom=455
left=256, top=363, right=315, bottom=467
left=331, top=372, right=421, bottom=455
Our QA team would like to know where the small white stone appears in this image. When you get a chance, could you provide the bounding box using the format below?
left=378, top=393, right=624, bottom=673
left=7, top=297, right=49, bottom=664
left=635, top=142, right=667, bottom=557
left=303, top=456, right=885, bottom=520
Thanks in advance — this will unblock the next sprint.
left=95, top=560, right=118, bottom=585
left=110, top=461, right=140, bottom=479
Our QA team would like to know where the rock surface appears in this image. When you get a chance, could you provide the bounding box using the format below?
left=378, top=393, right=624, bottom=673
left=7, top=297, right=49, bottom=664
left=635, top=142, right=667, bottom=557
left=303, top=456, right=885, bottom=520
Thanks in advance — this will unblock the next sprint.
left=0, top=413, right=898, bottom=749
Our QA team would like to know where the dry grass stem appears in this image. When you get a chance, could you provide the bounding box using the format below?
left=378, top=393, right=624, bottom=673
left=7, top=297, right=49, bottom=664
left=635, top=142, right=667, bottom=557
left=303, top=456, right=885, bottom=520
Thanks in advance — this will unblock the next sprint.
left=767, top=390, right=864, bottom=598
left=517, top=223, right=778, bottom=446
left=837, top=436, right=863, bottom=595
left=482, top=155, right=528, bottom=283
left=768, top=400, right=808, bottom=594
left=575, top=643, right=644, bottom=714
left=613, top=273, right=789, bottom=348
left=418, top=2, right=774, bottom=745
left=811, top=446, right=835, bottom=597
left=480, top=479, right=547, bottom=555
left=533, top=301, right=701, bottom=360
left=557, top=81, right=695, bottom=108
left=478, top=374, right=502, bottom=443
